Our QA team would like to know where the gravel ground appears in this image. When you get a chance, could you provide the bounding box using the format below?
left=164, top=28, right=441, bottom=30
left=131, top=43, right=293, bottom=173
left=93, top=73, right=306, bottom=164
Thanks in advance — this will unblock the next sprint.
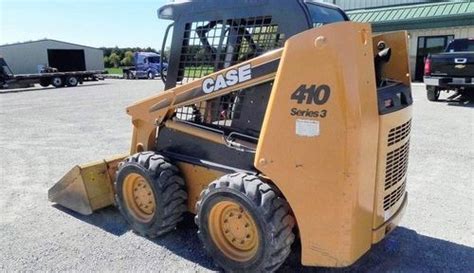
left=0, top=80, right=472, bottom=272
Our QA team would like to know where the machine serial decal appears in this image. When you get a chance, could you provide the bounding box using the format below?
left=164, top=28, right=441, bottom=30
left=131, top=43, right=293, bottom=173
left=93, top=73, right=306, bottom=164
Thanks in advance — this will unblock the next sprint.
left=295, top=119, right=320, bottom=137
left=202, top=64, right=252, bottom=94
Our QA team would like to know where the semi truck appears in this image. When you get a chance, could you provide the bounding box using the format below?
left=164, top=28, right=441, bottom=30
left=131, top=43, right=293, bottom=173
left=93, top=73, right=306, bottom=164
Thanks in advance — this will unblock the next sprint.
left=0, top=56, right=105, bottom=89
left=122, top=52, right=168, bottom=80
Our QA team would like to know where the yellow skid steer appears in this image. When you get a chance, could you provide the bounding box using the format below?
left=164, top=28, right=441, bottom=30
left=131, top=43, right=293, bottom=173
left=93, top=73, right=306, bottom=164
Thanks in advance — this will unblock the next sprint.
left=49, top=1, right=412, bottom=271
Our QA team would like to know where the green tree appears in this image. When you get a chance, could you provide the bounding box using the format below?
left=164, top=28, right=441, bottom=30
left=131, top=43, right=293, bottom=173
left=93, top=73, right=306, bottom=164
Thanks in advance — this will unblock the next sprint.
left=104, top=56, right=111, bottom=68
left=121, top=51, right=134, bottom=66
left=101, top=47, right=159, bottom=68
left=162, top=46, right=171, bottom=60
left=108, top=52, right=121, bottom=68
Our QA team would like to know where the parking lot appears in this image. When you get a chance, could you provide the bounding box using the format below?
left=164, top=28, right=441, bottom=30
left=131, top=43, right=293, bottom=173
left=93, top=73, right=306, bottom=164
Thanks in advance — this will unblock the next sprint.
left=0, top=80, right=472, bottom=272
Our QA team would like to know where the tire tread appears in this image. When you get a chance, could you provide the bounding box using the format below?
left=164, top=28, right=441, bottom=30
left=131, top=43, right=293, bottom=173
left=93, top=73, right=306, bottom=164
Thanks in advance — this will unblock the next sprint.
left=195, top=173, right=295, bottom=273
left=115, top=152, right=187, bottom=238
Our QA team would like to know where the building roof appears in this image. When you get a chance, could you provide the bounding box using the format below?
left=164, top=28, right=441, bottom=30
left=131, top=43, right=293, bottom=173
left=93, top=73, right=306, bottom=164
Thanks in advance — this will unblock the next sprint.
left=0, top=39, right=101, bottom=50
left=347, top=1, right=474, bottom=32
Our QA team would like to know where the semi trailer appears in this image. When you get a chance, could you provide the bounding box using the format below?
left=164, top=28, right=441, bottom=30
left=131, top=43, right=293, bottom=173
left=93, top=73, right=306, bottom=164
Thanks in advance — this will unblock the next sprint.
left=0, top=56, right=105, bottom=89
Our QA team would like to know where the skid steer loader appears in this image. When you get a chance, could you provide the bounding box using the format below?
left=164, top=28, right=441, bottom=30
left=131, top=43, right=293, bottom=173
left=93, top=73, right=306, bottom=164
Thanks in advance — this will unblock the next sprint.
left=49, top=0, right=413, bottom=271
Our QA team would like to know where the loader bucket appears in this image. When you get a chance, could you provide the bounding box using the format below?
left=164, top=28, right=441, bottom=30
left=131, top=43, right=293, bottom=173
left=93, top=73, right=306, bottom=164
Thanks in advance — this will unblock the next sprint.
left=48, top=155, right=126, bottom=215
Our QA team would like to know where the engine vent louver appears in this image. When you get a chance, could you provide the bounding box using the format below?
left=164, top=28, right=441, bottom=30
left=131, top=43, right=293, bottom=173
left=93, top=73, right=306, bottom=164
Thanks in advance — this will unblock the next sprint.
left=388, top=119, right=411, bottom=146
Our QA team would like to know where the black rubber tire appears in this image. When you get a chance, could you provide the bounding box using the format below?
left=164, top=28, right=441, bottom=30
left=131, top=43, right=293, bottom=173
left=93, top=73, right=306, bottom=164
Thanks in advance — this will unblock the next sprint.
left=160, top=67, right=167, bottom=83
left=66, top=76, right=79, bottom=87
left=195, top=173, right=295, bottom=273
left=427, top=86, right=440, bottom=101
left=464, top=89, right=474, bottom=101
left=51, top=76, right=64, bottom=88
left=115, top=152, right=188, bottom=238
left=39, top=78, right=50, bottom=87
left=148, top=71, right=155, bottom=80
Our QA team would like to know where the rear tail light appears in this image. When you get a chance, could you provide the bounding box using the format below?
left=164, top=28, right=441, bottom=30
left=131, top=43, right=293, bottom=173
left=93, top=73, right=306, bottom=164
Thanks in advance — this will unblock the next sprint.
left=384, top=99, right=393, bottom=108
left=424, top=57, right=432, bottom=76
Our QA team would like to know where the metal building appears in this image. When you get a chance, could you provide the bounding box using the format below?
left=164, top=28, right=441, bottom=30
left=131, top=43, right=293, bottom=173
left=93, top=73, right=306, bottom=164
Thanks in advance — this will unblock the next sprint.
left=324, top=0, right=474, bottom=82
left=0, top=39, right=104, bottom=74
left=324, top=0, right=433, bottom=10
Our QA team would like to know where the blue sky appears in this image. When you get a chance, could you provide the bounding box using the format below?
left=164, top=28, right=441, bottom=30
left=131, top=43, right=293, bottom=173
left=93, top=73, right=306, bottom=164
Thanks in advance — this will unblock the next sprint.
left=0, top=0, right=171, bottom=49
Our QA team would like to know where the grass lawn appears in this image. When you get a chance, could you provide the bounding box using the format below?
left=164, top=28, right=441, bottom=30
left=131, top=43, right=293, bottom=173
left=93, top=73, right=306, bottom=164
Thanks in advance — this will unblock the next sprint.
left=105, top=66, right=214, bottom=78
left=184, top=66, right=214, bottom=78
left=106, top=67, right=123, bottom=75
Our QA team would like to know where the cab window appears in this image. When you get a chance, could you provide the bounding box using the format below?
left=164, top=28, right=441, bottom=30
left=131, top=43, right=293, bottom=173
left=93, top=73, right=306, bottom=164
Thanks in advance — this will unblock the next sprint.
left=446, top=39, right=474, bottom=52
left=306, top=3, right=347, bottom=27
left=136, top=55, right=145, bottom=64
left=149, top=56, right=161, bottom=63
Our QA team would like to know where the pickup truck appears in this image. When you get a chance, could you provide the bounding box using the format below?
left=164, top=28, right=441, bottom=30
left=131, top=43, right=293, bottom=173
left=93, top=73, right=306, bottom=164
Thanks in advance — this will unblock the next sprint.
left=122, top=52, right=168, bottom=80
left=424, top=38, right=474, bottom=101
left=0, top=56, right=105, bottom=89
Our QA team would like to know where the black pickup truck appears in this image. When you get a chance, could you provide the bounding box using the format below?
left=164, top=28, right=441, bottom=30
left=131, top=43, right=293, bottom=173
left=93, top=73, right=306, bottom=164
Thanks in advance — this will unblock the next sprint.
left=424, top=38, right=474, bottom=101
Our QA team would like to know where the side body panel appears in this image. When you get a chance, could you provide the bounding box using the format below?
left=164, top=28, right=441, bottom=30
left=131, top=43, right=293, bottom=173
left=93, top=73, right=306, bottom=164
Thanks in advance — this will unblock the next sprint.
left=176, top=162, right=225, bottom=213
left=371, top=31, right=412, bottom=235
left=126, top=49, right=283, bottom=155
left=372, top=106, right=411, bottom=238
left=255, top=22, right=379, bottom=266
left=372, top=31, right=411, bottom=87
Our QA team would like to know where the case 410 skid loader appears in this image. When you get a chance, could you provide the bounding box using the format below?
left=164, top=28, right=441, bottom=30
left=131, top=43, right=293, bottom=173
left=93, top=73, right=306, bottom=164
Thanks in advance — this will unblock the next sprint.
left=49, top=1, right=413, bottom=271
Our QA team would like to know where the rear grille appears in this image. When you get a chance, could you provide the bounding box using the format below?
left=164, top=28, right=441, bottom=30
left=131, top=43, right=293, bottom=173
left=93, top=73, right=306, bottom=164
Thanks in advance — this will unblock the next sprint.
left=383, top=120, right=411, bottom=212
left=384, top=179, right=406, bottom=211
left=384, top=141, right=410, bottom=190
left=388, top=119, right=411, bottom=146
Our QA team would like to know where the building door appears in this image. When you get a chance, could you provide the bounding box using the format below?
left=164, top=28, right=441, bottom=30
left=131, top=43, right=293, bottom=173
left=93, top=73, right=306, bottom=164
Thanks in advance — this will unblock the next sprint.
left=415, top=35, right=454, bottom=81
left=47, top=49, right=86, bottom=72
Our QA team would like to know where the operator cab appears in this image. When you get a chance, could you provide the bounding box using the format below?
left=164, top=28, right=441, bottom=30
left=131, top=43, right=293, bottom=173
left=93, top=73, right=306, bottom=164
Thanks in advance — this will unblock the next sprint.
left=154, top=0, right=349, bottom=170
left=0, top=57, right=14, bottom=85
left=306, top=1, right=348, bottom=27
left=0, top=57, right=13, bottom=76
left=146, top=56, right=161, bottom=64
left=135, top=52, right=161, bottom=65
left=158, top=0, right=348, bottom=89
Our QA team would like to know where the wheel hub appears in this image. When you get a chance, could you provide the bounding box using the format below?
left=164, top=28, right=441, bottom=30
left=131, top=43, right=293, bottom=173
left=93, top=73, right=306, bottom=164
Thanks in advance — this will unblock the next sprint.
left=123, top=173, right=156, bottom=222
left=208, top=200, right=259, bottom=262
left=68, top=78, right=77, bottom=85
